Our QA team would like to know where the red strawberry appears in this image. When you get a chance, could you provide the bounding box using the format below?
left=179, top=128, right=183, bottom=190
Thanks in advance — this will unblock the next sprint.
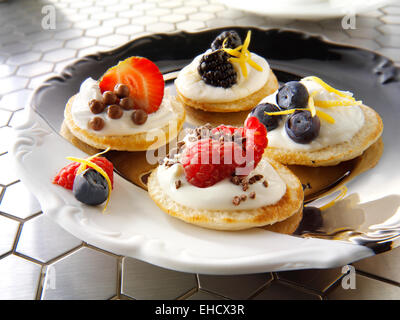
left=99, top=57, right=164, bottom=114
left=181, top=139, right=244, bottom=188
left=53, top=157, right=114, bottom=190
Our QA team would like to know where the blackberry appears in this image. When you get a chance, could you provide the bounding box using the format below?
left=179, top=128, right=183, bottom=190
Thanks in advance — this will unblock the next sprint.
left=198, top=50, right=237, bottom=88
left=211, top=30, right=242, bottom=51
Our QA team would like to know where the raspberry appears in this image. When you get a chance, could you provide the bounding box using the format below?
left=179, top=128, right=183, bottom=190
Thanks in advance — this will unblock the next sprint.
left=53, top=157, right=114, bottom=190
left=181, top=118, right=268, bottom=188
left=243, top=116, right=268, bottom=171
left=211, top=125, right=245, bottom=145
left=181, top=139, right=244, bottom=188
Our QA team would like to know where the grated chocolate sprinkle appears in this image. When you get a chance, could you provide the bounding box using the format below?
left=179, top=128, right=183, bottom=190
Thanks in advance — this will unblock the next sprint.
left=175, top=180, right=182, bottom=189
left=177, top=141, right=185, bottom=149
left=240, top=194, right=247, bottom=201
left=263, top=180, right=269, bottom=188
left=165, top=160, right=175, bottom=167
left=249, top=192, right=256, bottom=199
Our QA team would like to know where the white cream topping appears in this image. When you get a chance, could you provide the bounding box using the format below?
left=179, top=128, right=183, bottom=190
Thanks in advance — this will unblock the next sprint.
left=157, top=158, right=286, bottom=210
left=70, top=78, right=178, bottom=136
left=174, top=52, right=270, bottom=103
left=263, top=79, right=365, bottom=151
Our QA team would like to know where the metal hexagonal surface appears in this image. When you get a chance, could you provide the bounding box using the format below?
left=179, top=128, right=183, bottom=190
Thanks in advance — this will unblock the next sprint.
left=198, top=273, right=273, bottom=299
left=0, top=181, right=41, bottom=219
left=327, top=274, right=400, bottom=300
left=0, top=254, right=42, bottom=300
left=0, top=155, right=20, bottom=186
left=0, top=215, right=20, bottom=256
left=252, top=280, right=322, bottom=300
left=16, top=214, right=82, bottom=263
left=41, top=247, right=118, bottom=300
left=121, top=257, right=197, bottom=299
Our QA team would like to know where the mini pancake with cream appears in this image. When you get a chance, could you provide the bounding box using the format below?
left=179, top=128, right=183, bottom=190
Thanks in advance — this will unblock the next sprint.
left=64, top=56, right=185, bottom=151
left=147, top=119, right=303, bottom=232
left=175, top=30, right=279, bottom=113
left=250, top=76, right=383, bottom=167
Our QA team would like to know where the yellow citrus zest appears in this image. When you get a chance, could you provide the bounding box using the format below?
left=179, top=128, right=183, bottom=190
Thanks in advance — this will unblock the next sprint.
left=264, top=77, right=364, bottom=123
left=320, top=185, right=348, bottom=211
left=67, top=147, right=112, bottom=213
left=76, top=147, right=111, bottom=175
left=303, top=76, right=355, bottom=101
left=314, top=100, right=362, bottom=108
left=265, top=91, right=336, bottom=123
left=316, top=110, right=335, bottom=124
left=308, top=92, right=317, bottom=117
left=222, top=30, right=262, bottom=78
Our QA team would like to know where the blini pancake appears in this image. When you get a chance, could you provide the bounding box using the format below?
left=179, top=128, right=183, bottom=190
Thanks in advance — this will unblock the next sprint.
left=147, top=157, right=303, bottom=231
left=264, top=104, right=383, bottom=167
left=64, top=95, right=185, bottom=151
left=176, top=69, right=279, bottom=113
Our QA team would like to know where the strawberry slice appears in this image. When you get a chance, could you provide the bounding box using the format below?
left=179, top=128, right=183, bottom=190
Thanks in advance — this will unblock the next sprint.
left=99, top=57, right=164, bottom=114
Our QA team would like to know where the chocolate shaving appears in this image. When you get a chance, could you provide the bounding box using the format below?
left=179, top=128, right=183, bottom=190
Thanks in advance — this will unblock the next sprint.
left=175, top=180, right=182, bottom=189
left=240, top=194, right=247, bottom=201
left=177, top=141, right=185, bottom=149
left=249, top=192, right=256, bottom=199
left=263, top=180, right=269, bottom=188
left=165, top=160, right=175, bottom=167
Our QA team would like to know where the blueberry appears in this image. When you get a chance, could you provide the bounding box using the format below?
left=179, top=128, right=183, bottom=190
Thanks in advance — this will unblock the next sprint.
left=73, top=168, right=109, bottom=206
left=250, top=103, right=282, bottom=131
left=285, top=110, right=320, bottom=144
left=276, top=81, right=309, bottom=110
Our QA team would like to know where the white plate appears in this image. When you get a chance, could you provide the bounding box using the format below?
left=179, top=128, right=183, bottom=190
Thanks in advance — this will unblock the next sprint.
left=11, top=108, right=374, bottom=274
left=11, top=27, right=400, bottom=275
left=218, top=0, right=392, bottom=20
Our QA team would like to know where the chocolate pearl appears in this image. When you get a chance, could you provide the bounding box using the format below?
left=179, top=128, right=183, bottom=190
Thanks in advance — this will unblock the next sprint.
left=114, top=84, right=130, bottom=98
left=119, top=97, right=135, bottom=110
left=88, top=117, right=105, bottom=131
left=102, top=91, right=117, bottom=105
left=89, top=99, right=105, bottom=114
left=131, top=109, right=148, bottom=125
left=107, top=104, right=123, bottom=119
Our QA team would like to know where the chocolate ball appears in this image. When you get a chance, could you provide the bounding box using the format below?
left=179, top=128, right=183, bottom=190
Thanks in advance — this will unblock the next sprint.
left=88, top=117, right=105, bottom=131
left=89, top=99, right=106, bottom=114
left=102, top=91, right=117, bottom=105
left=107, top=104, right=123, bottom=119
left=114, top=84, right=130, bottom=98
left=131, top=109, right=148, bottom=125
left=119, top=97, right=135, bottom=110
